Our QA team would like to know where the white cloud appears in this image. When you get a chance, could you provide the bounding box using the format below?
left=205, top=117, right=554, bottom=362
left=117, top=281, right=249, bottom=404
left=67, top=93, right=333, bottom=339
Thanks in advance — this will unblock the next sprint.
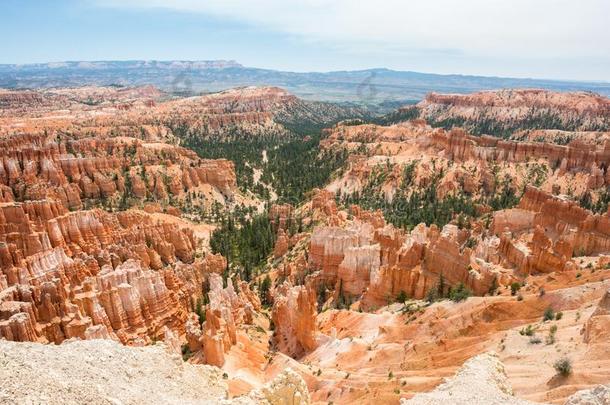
left=95, top=0, right=610, bottom=79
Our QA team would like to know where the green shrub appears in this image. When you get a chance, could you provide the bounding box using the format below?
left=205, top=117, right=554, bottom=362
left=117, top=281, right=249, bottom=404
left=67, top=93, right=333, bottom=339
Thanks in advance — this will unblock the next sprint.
left=510, top=282, right=521, bottom=296
left=553, top=357, right=572, bottom=376
left=520, top=324, right=535, bottom=336
left=543, top=307, right=555, bottom=322
left=181, top=344, right=193, bottom=361
left=425, top=288, right=439, bottom=303
left=449, top=282, right=472, bottom=302
left=396, top=290, right=409, bottom=303
left=546, top=325, right=558, bottom=345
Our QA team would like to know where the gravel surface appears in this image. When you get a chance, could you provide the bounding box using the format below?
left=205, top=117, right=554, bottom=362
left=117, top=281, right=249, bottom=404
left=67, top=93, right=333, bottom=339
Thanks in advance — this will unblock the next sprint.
left=0, top=339, right=230, bottom=405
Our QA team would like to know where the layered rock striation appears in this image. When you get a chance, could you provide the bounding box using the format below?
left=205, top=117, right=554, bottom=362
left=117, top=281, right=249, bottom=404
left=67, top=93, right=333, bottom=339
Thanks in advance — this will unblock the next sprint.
left=0, top=199, right=218, bottom=344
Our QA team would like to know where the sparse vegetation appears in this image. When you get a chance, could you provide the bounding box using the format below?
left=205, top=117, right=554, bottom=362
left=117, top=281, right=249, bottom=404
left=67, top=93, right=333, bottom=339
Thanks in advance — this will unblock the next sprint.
left=543, top=307, right=555, bottom=322
left=510, top=282, right=521, bottom=296
left=546, top=325, right=558, bottom=345
left=553, top=357, right=572, bottom=377
left=520, top=325, right=536, bottom=337
left=448, top=282, right=472, bottom=302
left=396, top=290, right=409, bottom=303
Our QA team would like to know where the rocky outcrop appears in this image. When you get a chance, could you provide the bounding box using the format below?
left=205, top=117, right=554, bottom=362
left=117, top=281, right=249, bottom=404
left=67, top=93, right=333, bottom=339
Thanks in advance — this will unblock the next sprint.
left=564, top=385, right=610, bottom=405
left=0, top=134, right=237, bottom=210
left=247, top=368, right=311, bottom=405
left=583, top=289, right=610, bottom=344
left=273, top=229, right=290, bottom=258
left=271, top=282, right=318, bottom=358
left=0, top=200, right=213, bottom=344
left=431, top=128, right=610, bottom=176
left=417, top=89, right=610, bottom=133
left=199, top=273, right=260, bottom=367
left=491, top=209, right=535, bottom=235
left=496, top=187, right=610, bottom=275
left=185, top=312, right=203, bottom=352
left=401, top=352, right=540, bottom=405
left=308, top=211, right=503, bottom=306
left=269, top=203, right=294, bottom=231
left=0, top=338, right=311, bottom=405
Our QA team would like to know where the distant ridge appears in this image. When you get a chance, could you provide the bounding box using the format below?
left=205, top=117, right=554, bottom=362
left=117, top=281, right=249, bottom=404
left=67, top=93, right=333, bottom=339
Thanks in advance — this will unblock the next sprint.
left=1, top=60, right=243, bottom=70
left=1, top=60, right=608, bottom=108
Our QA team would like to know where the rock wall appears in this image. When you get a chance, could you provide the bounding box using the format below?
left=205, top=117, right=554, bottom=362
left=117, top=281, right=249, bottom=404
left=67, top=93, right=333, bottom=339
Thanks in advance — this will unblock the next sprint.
left=271, top=282, right=318, bottom=358
left=0, top=134, right=236, bottom=210
left=495, top=187, right=610, bottom=275
left=431, top=128, right=610, bottom=176
left=418, top=89, right=610, bottom=132
left=0, top=199, right=214, bottom=344
left=189, top=273, right=261, bottom=367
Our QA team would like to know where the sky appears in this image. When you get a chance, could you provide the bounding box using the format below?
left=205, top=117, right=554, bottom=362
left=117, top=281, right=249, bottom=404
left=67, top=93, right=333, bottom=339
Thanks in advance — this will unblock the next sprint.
left=1, top=0, right=608, bottom=81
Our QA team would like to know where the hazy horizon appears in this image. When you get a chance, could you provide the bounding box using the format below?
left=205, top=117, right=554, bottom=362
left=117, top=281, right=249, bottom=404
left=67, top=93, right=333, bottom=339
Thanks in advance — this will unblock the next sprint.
left=1, top=0, right=609, bottom=82
left=3, top=59, right=610, bottom=85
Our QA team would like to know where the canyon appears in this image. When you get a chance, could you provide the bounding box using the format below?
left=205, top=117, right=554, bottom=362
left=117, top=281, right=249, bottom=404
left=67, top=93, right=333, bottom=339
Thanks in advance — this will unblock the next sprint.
left=1, top=85, right=609, bottom=405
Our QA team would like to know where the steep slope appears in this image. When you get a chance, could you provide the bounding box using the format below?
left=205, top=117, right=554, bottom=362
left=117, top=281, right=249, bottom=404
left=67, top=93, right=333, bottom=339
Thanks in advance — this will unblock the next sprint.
left=408, top=89, right=610, bottom=136
left=249, top=190, right=610, bottom=404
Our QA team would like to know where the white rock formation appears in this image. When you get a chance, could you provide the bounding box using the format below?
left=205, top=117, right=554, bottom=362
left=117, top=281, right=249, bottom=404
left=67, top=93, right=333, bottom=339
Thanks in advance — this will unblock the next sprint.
left=564, top=385, right=610, bottom=405
left=401, top=352, right=544, bottom=405
left=0, top=339, right=310, bottom=405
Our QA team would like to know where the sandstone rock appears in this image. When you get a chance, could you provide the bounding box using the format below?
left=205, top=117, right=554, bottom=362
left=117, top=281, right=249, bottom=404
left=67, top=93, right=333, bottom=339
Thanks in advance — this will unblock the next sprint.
left=185, top=312, right=203, bottom=352
left=273, top=229, right=290, bottom=258
left=272, top=283, right=317, bottom=358
left=269, top=203, right=294, bottom=230
left=564, top=385, right=610, bottom=405
left=200, top=273, right=260, bottom=366
left=583, top=289, right=610, bottom=344
left=401, top=352, right=541, bottom=405
left=418, top=89, right=610, bottom=134
left=0, top=203, right=213, bottom=344
left=247, top=368, right=311, bottom=405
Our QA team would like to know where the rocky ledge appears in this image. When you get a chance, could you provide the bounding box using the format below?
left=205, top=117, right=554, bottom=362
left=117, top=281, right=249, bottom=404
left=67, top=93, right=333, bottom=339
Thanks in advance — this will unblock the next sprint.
left=0, top=338, right=310, bottom=405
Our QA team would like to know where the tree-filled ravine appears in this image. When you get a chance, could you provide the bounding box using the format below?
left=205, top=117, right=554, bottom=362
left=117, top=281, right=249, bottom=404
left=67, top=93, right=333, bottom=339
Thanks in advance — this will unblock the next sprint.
left=336, top=160, right=521, bottom=231
left=178, top=124, right=348, bottom=205
left=209, top=207, right=276, bottom=284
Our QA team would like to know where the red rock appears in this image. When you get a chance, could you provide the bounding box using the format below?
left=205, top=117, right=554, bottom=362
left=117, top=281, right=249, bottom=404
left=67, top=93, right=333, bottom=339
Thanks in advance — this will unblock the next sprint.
left=273, top=229, right=290, bottom=258
left=584, top=289, right=610, bottom=344
left=272, top=282, right=317, bottom=358
left=0, top=202, right=215, bottom=344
